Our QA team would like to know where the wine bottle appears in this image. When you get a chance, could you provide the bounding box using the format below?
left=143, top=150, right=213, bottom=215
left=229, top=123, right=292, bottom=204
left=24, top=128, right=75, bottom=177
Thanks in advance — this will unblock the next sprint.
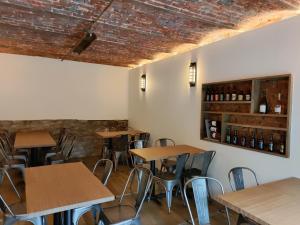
left=259, top=91, right=268, bottom=114
left=257, top=132, right=264, bottom=150
left=238, top=90, right=244, bottom=101
left=206, top=88, right=210, bottom=101
left=215, top=88, right=219, bottom=101
left=268, top=134, right=274, bottom=152
left=279, top=134, right=285, bottom=154
left=225, top=87, right=231, bottom=101
left=250, top=131, right=256, bottom=148
left=232, top=129, right=238, bottom=145
left=274, top=93, right=282, bottom=114
left=245, top=89, right=251, bottom=101
left=231, top=86, right=237, bottom=101
left=240, top=133, right=247, bottom=147
left=225, top=127, right=231, bottom=144
left=210, top=88, right=215, bottom=101
left=220, top=88, right=224, bottom=101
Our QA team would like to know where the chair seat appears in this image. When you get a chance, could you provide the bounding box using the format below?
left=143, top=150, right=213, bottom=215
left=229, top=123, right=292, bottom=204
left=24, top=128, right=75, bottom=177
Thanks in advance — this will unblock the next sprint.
left=184, top=168, right=202, bottom=178
left=47, top=154, right=64, bottom=164
left=154, top=172, right=176, bottom=181
left=101, top=204, right=137, bottom=224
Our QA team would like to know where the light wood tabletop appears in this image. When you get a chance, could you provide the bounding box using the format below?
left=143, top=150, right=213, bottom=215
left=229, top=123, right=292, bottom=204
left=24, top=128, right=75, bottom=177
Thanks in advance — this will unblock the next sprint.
left=214, top=177, right=300, bottom=225
left=25, top=162, right=115, bottom=217
left=129, top=144, right=206, bottom=162
left=96, top=129, right=145, bottom=139
left=14, top=130, right=56, bottom=149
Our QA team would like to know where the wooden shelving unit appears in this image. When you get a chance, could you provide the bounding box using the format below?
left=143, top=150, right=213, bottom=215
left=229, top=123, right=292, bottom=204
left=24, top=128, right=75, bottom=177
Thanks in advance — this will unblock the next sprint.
left=201, top=74, right=291, bottom=158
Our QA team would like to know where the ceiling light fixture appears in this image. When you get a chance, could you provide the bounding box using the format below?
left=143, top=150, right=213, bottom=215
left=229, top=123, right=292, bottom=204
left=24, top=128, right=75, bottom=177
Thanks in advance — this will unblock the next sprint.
left=73, top=32, right=97, bottom=54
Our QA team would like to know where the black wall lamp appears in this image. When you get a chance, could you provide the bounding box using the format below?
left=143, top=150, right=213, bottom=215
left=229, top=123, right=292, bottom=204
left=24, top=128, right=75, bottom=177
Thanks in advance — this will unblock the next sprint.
left=140, top=74, right=146, bottom=92
left=189, top=62, right=197, bottom=87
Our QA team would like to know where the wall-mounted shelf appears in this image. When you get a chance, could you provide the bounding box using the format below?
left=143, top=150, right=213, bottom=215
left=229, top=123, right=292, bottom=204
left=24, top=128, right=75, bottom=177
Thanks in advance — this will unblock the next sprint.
left=200, top=74, right=291, bottom=158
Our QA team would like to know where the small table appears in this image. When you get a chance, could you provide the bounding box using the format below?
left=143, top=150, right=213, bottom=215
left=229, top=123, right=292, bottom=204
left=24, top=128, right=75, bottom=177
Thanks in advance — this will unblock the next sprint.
left=130, top=145, right=206, bottom=202
left=214, top=177, right=300, bottom=225
left=14, top=131, right=56, bottom=166
left=96, top=129, right=145, bottom=157
left=25, top=162, right=115, bottom=225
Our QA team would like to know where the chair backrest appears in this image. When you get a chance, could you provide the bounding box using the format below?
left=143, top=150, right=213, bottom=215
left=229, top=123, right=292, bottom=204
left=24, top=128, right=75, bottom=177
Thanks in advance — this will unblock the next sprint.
left=0, top=135, right=12, bottom=157
left=119, top=167, right=153, bottom=218
left=112, top=134, right=129, bottom=152
left=0, top=140, right=9, bottom=163
left=57, top=128, right=68, bottom=149
left=0, top=168, right=21, bottom=199
left=92, top=159, right=113, bottom=186
left=184, top=177, right=231, bottom=225
left=129, top=140, right=145, bottom=166
left=139, top=133, right=150, bottom=147
left=0, top=195, right=14, bottom=216
left=190, top=151, right=216, bottom=176
left=175, top=153, right=190, bottom=179
left=228, top=167, right=259, bottom=191
left=154, top=138, right=175, bottom=147
left=60, top=134, right=76, bottom=159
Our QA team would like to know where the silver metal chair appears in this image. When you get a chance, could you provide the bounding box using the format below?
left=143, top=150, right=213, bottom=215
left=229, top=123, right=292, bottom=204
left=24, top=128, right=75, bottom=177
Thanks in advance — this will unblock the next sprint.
left=155, top=138, right=176, bottom=173
left=72, top=159, right=114, bottom=225
left=112, top=135, right=130, bottom=172
left=129, top=140, right=145, bottom=166
left=184, top=177, right=231, bottom=225
left=184, top=151, right=216, bottom=180
left=139, top=133, right=150, bottom=147
left=228, top=167, right=259, bottom=225
left=0, top=167, right=45, bottom=225
left=150, top=153, right=189, bottom=213
left=0, top=168, right=21, bottom=199
left=0, top=142, right=25, bottom=177
left=0, top=135, right=28, bottom=165
left=46, top=134, right=76, bottom=164
left=0, top=195, right=45, bottom=225
left=99, top=166, right=153, bottom=225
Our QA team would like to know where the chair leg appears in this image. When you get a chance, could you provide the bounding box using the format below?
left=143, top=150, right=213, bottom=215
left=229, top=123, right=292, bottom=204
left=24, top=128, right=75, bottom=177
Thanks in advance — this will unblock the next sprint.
left=113, top=152, right=121, bottom=172
left=166, top=190, right=173, bottom=213
left=178, top=182, right=186, bottom=206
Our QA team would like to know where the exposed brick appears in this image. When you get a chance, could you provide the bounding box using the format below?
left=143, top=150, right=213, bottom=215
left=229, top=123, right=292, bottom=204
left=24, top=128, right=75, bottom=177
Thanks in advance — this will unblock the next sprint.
left=0, top=0, right=299, bottom=66
left=0, top=119, right=128, bottom=158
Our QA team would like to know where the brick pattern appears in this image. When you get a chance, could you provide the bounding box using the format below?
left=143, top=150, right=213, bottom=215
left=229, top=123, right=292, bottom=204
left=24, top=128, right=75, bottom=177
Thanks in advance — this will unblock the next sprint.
left=0, top=119, right=128, bottom=157
left=0, top=0, right=299, bottom=66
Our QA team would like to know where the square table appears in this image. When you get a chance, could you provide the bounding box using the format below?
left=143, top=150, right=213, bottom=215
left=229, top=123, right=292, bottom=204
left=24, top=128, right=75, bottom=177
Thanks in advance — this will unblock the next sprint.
left=214, top=177, right=300, bottom=225
left=96, top=129, right=145, bottom=139
left=25, top=162, right=115, bottom=224
left=14, top=130, right=56, bottom=166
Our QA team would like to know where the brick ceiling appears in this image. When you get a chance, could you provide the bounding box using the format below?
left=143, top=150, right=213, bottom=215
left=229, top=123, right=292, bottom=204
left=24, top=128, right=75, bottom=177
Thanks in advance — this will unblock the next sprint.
left=0, top=0, right=300, bottom=67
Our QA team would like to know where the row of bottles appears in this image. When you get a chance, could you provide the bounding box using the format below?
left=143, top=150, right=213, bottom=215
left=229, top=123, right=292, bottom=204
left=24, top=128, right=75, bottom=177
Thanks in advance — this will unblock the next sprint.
left=259, top=91, right=283, bottom=114
left=205, top=87, right=251, bottom=102
left=225, top=128, right=286, bottom=154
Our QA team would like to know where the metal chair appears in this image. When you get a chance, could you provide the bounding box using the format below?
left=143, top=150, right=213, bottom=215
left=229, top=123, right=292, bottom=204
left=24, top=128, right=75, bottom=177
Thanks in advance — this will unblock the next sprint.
left=0, top=142, right=25, bottom=177
left=111, top=135, right=129, bottom=172
left=150, top=153, right=189, bottom=213
left=0, top=168, right=21, bottom=199
left=0, top=166, right=45, bottom=225
left=72, top=159, right=114, bottom=225
left=139, top=133, right=150, bottom=147
left=0, top=134, right=28, bottom=165
left=184, top=151, right=216, bottom=179
left=155, top=138, right=176, bottom=173
left=46, top=134, right=76, bottom=164
left=99, top=167, right=153, bottom=225
left=129, top=140, right=145, bottom=166
left=228, top=167, right=259, bottom=225
left=184, top=177, right=231, bottom=225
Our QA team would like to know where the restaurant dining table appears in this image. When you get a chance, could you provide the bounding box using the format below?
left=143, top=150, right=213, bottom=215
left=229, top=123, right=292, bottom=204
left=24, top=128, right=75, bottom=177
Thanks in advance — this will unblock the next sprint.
left=130, top=144, right=206, bottom=202
left=96, top=129, right=145, bottom=157
left=14, top=130, right=56, bottom=166
left=25, top=162, right=115, bottom=225
left=214, top=177, right=300, bottom=225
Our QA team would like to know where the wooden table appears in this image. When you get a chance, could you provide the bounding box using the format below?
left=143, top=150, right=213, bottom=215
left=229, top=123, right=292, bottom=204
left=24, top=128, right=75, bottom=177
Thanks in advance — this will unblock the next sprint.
left=14, top=131, right=56, bottom=166
left=25, top=162, right=115, bottom=224
left=96, top=129, right=145, bottom=139
left=214, top=177, right=300, bottom=225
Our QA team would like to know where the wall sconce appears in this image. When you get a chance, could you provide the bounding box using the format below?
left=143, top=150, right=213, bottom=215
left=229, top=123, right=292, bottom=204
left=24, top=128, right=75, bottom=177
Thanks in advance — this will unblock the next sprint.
left=189, top=62, right=197, bottom=87
left=140, top=74, right=146, bottom=92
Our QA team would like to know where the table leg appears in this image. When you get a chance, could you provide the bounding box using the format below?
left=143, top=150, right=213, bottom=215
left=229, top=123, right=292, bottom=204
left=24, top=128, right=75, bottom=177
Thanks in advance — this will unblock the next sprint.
left=54, top=213, right=62, bottom=225
left=149, top=160, right=162, bottom=204
left=64, top=210, right=71, bottom=225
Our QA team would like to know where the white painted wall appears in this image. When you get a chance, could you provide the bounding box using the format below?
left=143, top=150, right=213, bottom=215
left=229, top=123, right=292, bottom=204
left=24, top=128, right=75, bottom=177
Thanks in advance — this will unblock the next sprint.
left=128, top=15, right=300, bottom=190
left=0, top=54, right=128, bottom=120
